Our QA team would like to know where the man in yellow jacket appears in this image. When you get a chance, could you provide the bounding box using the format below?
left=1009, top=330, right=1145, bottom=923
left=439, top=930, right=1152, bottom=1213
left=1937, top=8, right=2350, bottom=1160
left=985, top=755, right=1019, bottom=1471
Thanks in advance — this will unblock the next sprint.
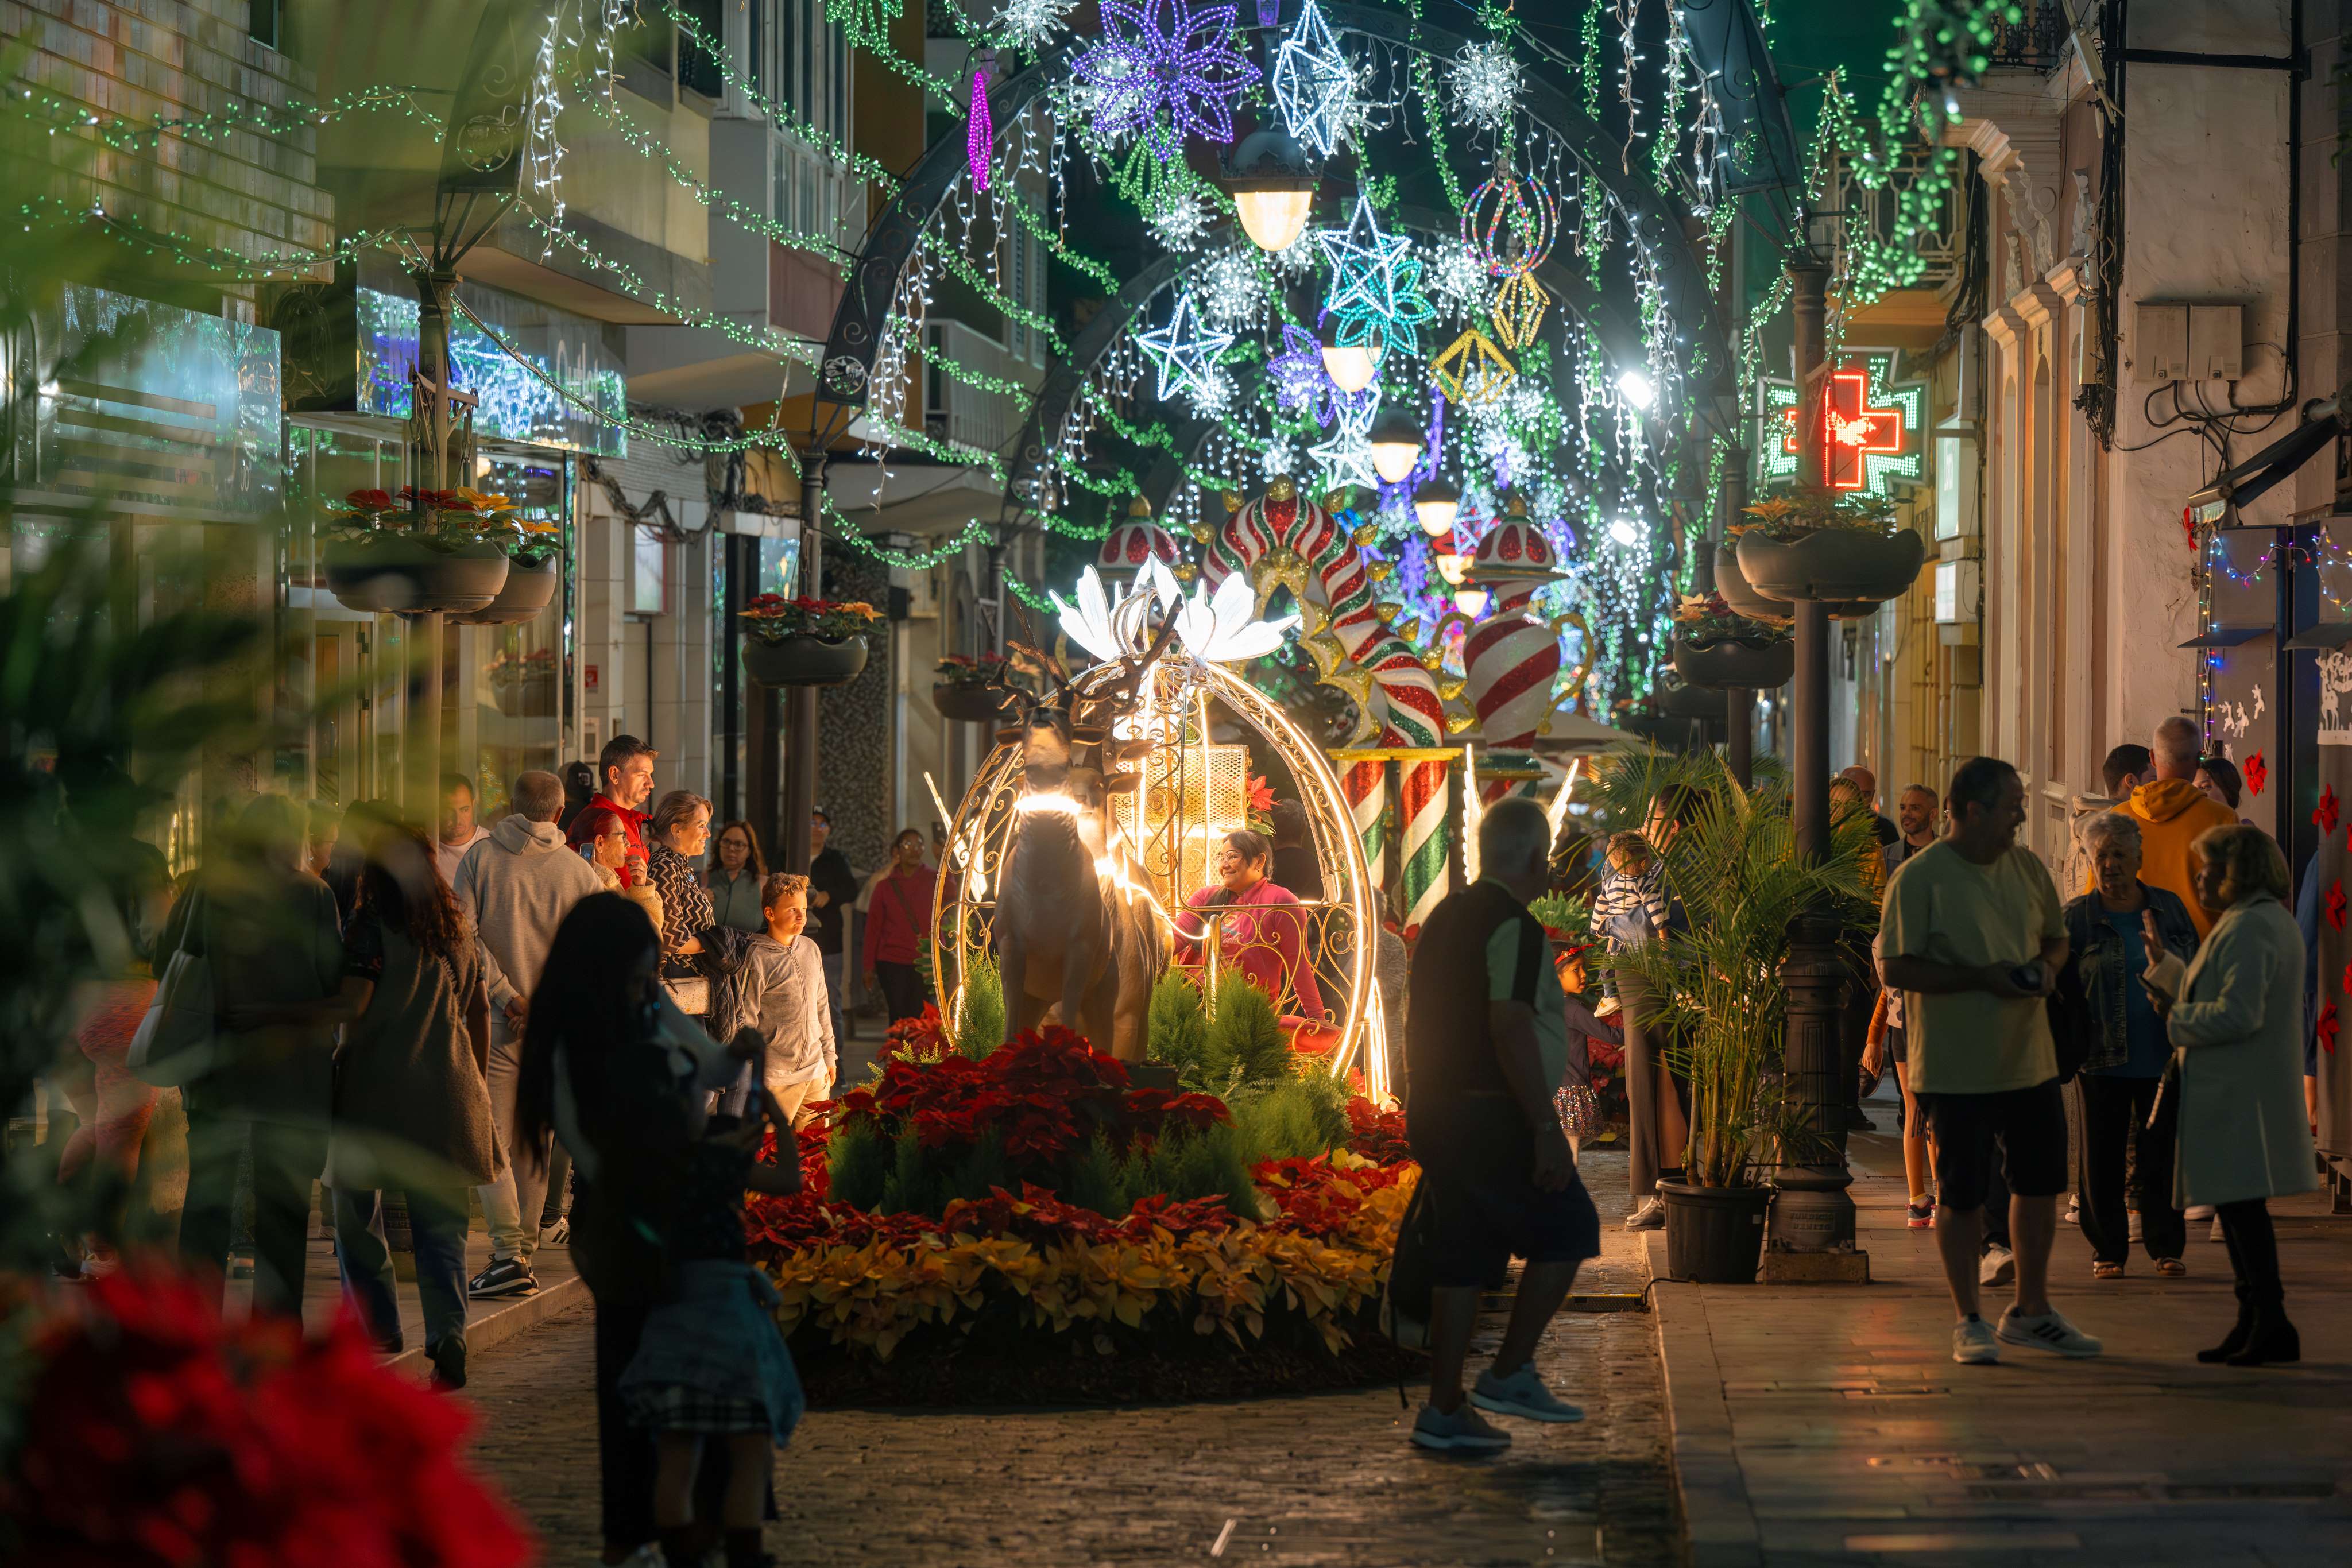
left=2085, top=717, right=2237, bottom=937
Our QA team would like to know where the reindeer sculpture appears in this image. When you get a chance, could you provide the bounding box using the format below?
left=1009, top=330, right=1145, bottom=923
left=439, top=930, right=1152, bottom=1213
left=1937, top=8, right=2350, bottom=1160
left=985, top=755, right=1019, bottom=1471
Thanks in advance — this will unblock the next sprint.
left=985, top=620, right=1177, bottom=1060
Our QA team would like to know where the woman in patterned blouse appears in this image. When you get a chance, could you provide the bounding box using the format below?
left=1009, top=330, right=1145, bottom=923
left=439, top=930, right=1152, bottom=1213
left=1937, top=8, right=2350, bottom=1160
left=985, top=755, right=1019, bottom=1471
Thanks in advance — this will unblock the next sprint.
left=645, top=790, right=717, bottom=968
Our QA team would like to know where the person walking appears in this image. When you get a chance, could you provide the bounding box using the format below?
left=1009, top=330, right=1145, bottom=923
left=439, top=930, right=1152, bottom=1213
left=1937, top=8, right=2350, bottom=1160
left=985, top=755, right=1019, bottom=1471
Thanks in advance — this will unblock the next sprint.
left=1880, top=755, right=2102, bottom=1364
left=644, top=790, right=718, bottom=965
left=741, top=874, right=837, bottom=1127
left=2094, top=719, right=2235, bottom=937
left=513, top=894, right=757, bottom=1567
left=171, top=794, right=344, bottom=1319
left=435, top=772, right=490, bottom=888
left=570, top=734, right=659, bottom=888
left=707, top=820, right=768, bottom=934
left=1402, top=796, right=1599, bottom=1451
left=807, top=808, right=857, bottom=1044
left=453, top=769, right=603, bottom=1300
left=2141, top=825, right=2320, bottom=1365
left=2060, top=811, right=2198, bottom=1279
left=1887, top=784, right=1939, bottom=878
left=862, top=827, right=937, bottom=1025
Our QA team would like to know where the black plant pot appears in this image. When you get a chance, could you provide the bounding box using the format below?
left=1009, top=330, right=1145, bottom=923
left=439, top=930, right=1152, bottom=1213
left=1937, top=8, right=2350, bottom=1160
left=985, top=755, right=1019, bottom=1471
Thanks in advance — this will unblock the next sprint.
left=743, top=634, right=869, bottom=688
left=1660, top=1181, right=1773, bottom=1283
left=1658, top=682, right=1724, bottom=721
left=452, top=554, right=559, bottom=625
left=324, top=537, right=510, bottom=615
left=1674, top=634, right=1796, bottom=690
left=1736, top=528, right=1927, bottom=605
left=933, top=682, right=1008, bottom=722
left=1714, top=543, right=1792, bottom=622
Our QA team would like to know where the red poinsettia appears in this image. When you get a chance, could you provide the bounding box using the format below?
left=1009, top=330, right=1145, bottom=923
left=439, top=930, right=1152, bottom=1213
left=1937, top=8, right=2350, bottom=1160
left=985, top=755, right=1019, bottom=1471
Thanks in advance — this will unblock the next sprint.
left=343, top=487, right=394, bottom=514
left=2320, top=1001, right=2340, bottom=1057
left=2318, top=786, right=2342, bottom=837
left=1343, top=1096, right=1410, bottom=1163
left=2243, top=751, right=2268, bottom=795
left=2327, top=881, right=2345, bottom=932
left=1246, top=774, right=1276, bottom=816
left=0, top=1268, right=531, bottom=1567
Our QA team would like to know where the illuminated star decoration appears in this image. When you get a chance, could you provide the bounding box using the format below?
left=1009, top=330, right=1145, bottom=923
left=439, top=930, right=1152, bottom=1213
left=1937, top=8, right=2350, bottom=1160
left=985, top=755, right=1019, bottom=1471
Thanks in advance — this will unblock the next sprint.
left=1072, top=0, right=1259, bottom=160
left=1136, top=291, right=1235, bottom=405
left=1309, top=398, right=1380, bottom=492
left=1447, top=37, right=1522, bottom=132
left=1316, top=192, right=1437, bottom=358
left=1271, top=0, right=1354, bottom=157
left=967, top=67, right=993, bottom=191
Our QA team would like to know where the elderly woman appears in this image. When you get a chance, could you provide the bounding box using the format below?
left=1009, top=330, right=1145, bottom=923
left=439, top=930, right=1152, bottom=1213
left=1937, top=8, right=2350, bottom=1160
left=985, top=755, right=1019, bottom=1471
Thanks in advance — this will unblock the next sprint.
left=2059, top=811, right=2200, bottom=1279
left=644, top=790, right=717, bottom=965
left=2141, top=824, right=2320, bottom=1365
left=1176, top=828, right=1324, bottom=1025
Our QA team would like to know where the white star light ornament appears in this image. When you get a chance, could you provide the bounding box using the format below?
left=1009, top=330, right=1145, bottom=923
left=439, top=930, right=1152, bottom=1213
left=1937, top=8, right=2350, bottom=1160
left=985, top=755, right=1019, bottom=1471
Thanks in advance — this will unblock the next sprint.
left=1316, top=192, right=1437, bottom=358
left=1272, top=0, right=1355, bottom=157
left=1309, top=400, right=1382, bottom=492
left=1136, top=291, right=1236, bottom=402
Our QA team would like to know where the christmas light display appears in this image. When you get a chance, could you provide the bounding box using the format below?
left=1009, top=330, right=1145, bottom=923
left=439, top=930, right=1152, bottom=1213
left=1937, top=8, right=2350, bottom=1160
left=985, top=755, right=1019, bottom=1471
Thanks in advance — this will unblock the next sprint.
left=1271, top=0, right=1355, bottom=158
left=1071, top=0, right=1259, bottom=160
left=1316, top=192, right=1437, bottom=360
left=1136, top=291, right=1237, bottom=406
left=1446, top=36, right=1523, bottom=134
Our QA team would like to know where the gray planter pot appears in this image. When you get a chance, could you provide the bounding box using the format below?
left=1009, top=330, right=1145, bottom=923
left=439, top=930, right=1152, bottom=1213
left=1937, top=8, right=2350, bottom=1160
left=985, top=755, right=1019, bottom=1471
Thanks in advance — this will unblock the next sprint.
left=933, top=682, right=1008, bottom=722
left=743, top=633, right=869, bottom=687
left=1714, top=543, right=1792, bottom=622
left=1674, top=634, right=1796, bottom=690
left=452, top=553, right=559, bottom=625
left=324, top=537, right=510, bottom=615
left=1736, top=527, right=1927, bottom=605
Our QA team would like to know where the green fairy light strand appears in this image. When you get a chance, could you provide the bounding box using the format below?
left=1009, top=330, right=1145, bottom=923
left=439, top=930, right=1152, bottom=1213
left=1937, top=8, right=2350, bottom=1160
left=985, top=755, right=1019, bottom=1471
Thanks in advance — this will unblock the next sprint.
left=579, top=87, right=850, bottom=266
left=10, top=82, right=443, bottom=151
left=15, top=195, right=400, bottom=280
left=657, top=1, right=904, bottom=190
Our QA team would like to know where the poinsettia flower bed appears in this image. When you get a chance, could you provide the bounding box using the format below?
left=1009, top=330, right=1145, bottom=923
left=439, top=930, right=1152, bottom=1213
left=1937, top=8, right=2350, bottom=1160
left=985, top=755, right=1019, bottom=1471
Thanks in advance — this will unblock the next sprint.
left=745, top=1031, right=1422, bottom=1403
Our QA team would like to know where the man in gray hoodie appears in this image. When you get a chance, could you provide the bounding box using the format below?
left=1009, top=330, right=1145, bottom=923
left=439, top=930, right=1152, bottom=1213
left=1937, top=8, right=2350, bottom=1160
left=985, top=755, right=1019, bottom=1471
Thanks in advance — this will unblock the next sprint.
left=453, top=769, right=604, bottom=1298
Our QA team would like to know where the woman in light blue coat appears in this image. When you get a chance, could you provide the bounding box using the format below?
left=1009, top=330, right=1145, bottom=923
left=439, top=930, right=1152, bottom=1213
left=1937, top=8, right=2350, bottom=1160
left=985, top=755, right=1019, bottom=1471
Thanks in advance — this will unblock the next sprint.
left=2143, top=824, right=2319, bottom=1366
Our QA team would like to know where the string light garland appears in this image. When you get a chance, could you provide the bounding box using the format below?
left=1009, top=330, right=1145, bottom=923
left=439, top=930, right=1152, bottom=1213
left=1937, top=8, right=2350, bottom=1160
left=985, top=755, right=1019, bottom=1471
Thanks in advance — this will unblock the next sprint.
left=1072, top=0, right=1259, bottom=161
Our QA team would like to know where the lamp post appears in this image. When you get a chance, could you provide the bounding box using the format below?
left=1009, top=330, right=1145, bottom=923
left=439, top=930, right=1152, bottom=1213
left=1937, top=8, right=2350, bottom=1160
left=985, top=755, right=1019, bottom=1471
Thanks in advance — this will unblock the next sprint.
left=779, top=450, right=827, bottom=874
left=1762, top=234, right=1866, bottom=1279
left=1720, top=445, right=1754, bottom=788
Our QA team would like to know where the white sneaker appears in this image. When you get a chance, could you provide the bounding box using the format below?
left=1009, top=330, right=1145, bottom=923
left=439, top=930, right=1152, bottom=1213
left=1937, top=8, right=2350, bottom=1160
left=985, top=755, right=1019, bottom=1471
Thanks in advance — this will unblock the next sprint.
left=1997, top=1307, right=2103, bottom=1358
left=541, top=1215, right=570, bottom=1246
left=1979, top=1244, right=2015, bottom=1287
left=1470, top=1361, right=1585, bottom=1423
left=2062, top=1197, right=2080, bottom=1226
left=1410, top=1400, right=1513, bottom=1451
left=2210, top=1216, right=2226, bottom=1244
left=1952, top=1317, right=2000, bottom=1364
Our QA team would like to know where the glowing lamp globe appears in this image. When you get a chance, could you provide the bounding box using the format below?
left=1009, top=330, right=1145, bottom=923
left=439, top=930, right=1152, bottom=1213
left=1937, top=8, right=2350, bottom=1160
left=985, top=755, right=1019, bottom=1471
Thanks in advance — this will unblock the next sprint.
left=1367, top=404, right=1425, bottom=485
left=1222, top=129, right=1318, bottom=254
left=1412, top=475, right=1461, bottom=537
left=1433, top=533, right=1468, bottom=586
left=1615, top=369, right=1657, bottom=410
left=1453, top=586, right=1490, bottom=618
left=1317, top=315, right=1379, bottom=393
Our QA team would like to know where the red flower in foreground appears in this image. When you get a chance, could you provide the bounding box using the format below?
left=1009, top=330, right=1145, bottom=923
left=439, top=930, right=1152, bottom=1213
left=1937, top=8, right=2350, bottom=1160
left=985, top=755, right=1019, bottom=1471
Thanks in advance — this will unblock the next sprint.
left=2319, top=1001, right=2339, bottom=1057
left=343, top=487, right=394, bottom=513
left=2326, top=881, right=2345, bottom=933
left=0, top=1268, right=531, bottom=1568
left=2243, top=751, right=2267, bottom=796
left=2318, top=785, right=2341, bottom=837
left=1343, top=1096, right=1410, bottom=1163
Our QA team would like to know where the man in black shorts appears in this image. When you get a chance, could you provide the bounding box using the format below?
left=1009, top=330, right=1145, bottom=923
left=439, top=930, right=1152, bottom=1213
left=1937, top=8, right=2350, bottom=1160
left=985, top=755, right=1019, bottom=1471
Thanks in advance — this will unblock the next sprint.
left=1403, top=797, right=1600, bottom=1450
left=1880, top=756, right=2102, bottom=1364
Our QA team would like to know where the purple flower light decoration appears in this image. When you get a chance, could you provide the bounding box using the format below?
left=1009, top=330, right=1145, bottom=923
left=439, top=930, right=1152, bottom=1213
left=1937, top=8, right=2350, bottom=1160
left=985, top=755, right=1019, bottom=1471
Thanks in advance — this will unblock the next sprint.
left=1074, top=1, right=1259, bottom=159
left=1267, top=322, right=1373, bottom=428
left=968, top=67, right=993, bottom=191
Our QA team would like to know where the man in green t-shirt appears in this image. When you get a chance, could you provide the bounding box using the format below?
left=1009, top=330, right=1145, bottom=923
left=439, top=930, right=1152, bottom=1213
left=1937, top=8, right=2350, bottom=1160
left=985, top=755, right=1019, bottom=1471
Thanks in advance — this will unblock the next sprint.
left=1880, top=756, right=2103, bottom=1366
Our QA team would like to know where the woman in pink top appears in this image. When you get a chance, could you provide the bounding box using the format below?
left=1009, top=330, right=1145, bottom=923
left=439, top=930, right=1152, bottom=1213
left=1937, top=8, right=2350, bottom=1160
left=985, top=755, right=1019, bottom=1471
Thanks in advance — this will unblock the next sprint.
left=1177, top=828, right=1324, bottom=1024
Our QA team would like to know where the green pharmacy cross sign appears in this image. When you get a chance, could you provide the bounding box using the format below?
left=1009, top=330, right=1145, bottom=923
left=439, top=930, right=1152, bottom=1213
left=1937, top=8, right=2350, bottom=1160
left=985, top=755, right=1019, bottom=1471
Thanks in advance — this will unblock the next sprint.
left=1753, top=349, right=1928, bottom=497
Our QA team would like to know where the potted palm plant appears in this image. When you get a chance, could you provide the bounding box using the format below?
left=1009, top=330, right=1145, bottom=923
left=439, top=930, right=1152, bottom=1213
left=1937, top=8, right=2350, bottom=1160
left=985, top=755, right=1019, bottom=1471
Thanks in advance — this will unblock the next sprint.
left=738, top=594, right=880, bottom=686
left=1608, top=757, right=1873, bottom=1282
left=1733, top=490, right=1926, bottom=606
left=322, top=487, right=510, bottom=615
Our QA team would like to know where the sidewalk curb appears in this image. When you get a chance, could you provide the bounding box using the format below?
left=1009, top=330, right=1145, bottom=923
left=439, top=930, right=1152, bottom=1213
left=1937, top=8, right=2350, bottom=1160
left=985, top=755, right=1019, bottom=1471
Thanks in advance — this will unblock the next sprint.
left=384, top=1274, right=588, bottom=1379
left=1643, top=1233, right=1764, bottom=1568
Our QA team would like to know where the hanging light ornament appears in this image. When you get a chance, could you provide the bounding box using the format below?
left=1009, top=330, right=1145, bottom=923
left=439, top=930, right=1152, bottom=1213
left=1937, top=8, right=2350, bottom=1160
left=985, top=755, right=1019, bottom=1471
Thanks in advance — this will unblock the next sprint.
left=996, top=0, right=1077, bottom=50
left=1136, top=290, right=1236, bottom=404
left=1195, top=247, right=1263, bottom=329
left=1463, top=162, right=1558, bottom=352
left=1446, top=36, right=1522, bottom=133
left=967, top=56, right=993, bottom=192
left=1270, top=0, right=1355, bottom=157
left=1431, top=328, right=1515, bottom=407
left=1072, top=0, right=1260, bottom=160
left=1316, top=191, right=1437, bottom=361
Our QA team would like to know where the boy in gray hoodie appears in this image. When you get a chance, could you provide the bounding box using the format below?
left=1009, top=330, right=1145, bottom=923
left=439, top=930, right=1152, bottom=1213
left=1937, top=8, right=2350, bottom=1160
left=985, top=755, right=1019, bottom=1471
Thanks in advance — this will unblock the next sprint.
left=744, top=873, right=837, bottom=1127
left=452, top=770, right=605, bottom=1297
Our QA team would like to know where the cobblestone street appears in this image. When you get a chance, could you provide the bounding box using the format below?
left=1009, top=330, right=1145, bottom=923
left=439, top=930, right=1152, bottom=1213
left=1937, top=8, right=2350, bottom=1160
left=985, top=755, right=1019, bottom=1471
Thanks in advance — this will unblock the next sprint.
left=459, top=1149, right=1682, bottom=1567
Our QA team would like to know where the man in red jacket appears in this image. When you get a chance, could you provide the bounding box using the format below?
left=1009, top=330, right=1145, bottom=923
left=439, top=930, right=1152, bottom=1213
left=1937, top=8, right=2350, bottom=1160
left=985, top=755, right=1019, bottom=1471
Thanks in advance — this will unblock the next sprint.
left=567, top=733, right=657, bottom=886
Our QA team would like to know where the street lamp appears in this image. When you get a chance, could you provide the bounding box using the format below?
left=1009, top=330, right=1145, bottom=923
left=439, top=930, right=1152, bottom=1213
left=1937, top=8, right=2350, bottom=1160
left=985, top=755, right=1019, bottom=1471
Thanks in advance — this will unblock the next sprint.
left=1433, top=532, right=1468, bottom=586
left=1221, top=128, right=1318, bottom=254
left=1607, top=517, right=1639, bottom=546
left=1367, top=403, right=1425, bottom=485
left=1453, top=585, right=1490, bottom=618
left=1412, top=475, right=1461, bottom=537
left=1317, top=315, right=1379, bottom=393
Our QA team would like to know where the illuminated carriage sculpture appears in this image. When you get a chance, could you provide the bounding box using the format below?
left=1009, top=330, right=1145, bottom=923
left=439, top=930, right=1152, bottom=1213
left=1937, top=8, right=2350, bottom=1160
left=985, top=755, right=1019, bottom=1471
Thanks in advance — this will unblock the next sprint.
left=929, top=557, right=1393, bottom=1101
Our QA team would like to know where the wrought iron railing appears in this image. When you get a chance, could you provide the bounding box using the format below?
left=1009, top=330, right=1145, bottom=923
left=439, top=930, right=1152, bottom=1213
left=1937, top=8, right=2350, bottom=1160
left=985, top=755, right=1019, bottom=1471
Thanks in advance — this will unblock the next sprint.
left=1986, top=1, right=2077, bottom=73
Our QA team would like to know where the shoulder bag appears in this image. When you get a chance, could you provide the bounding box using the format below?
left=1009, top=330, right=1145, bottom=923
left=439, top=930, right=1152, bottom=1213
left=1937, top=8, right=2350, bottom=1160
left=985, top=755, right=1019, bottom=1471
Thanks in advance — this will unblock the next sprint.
left=128, top=890, right=218, bottom=1087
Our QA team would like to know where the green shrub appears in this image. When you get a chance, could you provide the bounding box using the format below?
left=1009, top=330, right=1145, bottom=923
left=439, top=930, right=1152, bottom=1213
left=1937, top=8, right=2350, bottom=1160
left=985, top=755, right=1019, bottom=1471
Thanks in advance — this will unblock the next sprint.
left=1230, top=1071, right=1349, bottom=1163
left=1208, top=971, right=1288, bottom=1087
left=1147, top=967, right=1213, bottom=1083
left=1063, top=1133, right=1124, bottom=1217
left=827, top=1118, right=890, bottom=1210
left=1118, top=1121, right=1262, bottom=1222
left=954, top=955, right=1005, bottom=1059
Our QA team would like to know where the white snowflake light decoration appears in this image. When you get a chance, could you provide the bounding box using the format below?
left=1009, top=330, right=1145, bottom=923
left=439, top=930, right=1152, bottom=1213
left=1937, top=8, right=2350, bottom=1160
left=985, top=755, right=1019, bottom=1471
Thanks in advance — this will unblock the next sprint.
left=1196, top=247, right=1263, bottom=329
left=1427, top=238, right=1492, bottom=318
left=1262, top=436, right=1299, bottom=478
left=1448, top=38, right=1522, bottom=133
left=1150, top=189, right=1213, bottom=251
left=997, top=0, right=1078, bottom=50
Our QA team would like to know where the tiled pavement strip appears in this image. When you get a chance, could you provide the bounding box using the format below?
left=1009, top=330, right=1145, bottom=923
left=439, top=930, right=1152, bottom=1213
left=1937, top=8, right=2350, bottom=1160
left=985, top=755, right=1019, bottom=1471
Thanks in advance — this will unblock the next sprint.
left=1651, top=1084, right=2352, bottom=1568
left=459, top=1143, right=1681, bottom=1567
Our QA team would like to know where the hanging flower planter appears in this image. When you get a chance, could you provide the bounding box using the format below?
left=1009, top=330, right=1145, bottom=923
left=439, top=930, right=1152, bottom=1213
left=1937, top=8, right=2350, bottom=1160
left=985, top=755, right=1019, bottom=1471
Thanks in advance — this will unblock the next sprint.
left=323, top=536, right=510, bottom=615
left=1713, top=543, right=1793, bottom=622
left=1736, top=527, right=1927, bottom=605
left=744, top=634, right=869, bottom=688
left=1657, top=681, right=1726, bottom=722
left=452, top=552, right=559, bottom=626
left=1674, top=633, right=1796, bottom=690
left=933, top=683, right=1008, bottom=722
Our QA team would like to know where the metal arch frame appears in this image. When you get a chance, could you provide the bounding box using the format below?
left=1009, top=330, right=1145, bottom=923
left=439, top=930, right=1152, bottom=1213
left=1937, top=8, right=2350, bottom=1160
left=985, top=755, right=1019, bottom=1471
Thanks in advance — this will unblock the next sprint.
left=1676, top=0, right=1806, bottom=199
left=814, top=4, right=1742, bottom=435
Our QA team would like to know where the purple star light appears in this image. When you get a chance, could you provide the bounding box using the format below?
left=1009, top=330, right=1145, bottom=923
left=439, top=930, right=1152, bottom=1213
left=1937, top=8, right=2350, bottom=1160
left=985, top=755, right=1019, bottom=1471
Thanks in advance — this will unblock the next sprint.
left=1074, top=1, right=1259, bottom=159
left=1268, top=322, right=1373, bottom=429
